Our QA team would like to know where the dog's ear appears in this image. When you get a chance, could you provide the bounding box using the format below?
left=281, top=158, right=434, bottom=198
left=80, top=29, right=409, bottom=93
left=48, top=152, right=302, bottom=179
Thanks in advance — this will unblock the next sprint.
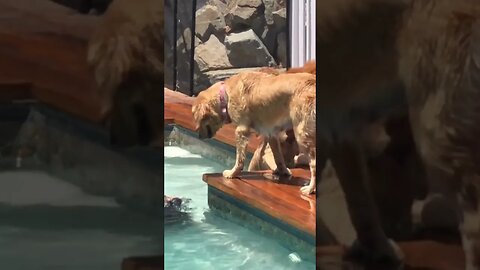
left=192, top=103, right=212, bottom=129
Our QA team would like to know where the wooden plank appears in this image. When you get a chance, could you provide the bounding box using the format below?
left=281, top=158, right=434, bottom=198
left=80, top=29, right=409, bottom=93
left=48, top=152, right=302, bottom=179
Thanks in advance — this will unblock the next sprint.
left=244, top=170, right=314, bottom=210
left=0, top=0, right=103, bottom=122
left=203, top=170, right=315, bottom=237
left=164, top=89, right=261, bottom=153
left=0, top=34, right=103, bottom=122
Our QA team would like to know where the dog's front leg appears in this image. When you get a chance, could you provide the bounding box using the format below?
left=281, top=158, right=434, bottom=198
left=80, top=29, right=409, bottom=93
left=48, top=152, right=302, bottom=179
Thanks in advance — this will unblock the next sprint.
left=269, top=136, right=292, bottom=176
left=223, top=126, right=250, bottom=178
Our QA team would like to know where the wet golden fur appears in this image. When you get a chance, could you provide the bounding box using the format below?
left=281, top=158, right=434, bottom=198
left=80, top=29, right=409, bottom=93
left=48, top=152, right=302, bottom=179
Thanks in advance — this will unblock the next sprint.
left=87, top=0, right=163, bottom=146
left=192, top=71, right=317, bottom=195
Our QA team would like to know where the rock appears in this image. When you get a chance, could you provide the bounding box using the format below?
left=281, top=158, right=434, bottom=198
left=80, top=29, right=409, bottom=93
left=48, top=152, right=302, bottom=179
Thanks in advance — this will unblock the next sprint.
left=237, top=0, right=263, bottom=7
left=176, top=28, right=202, bottom=50
left=272, top=8, right=286, bottom=29
left=263, top=0, right=286, bottom=25
left=194, top=35, right=232, bottom=71
left=225, top=0, right=265, bottom=32
left=208, top=0, right=228, bottom=15
left=253, top=23, right=277, bottom=60
left=195, top=4, right=226, bottom=42
left=272, top=0, right=286, bottom=11
left=225, top=29, right=276, bottom=68
left=276, top=31, right=287, bottom=67
left=175, top=28, right=203, bottom=93
left=204, top=67, right=264, bottom=86
left=225, top=6, right=259, bottom=30
left=262, top=0, right=275, bottom=24
left=194, top=69, right=212, bottom=94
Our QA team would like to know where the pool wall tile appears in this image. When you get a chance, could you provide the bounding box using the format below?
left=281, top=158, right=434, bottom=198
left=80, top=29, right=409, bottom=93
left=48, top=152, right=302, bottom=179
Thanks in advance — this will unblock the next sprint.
left=208, top=186, right=315, bottom=262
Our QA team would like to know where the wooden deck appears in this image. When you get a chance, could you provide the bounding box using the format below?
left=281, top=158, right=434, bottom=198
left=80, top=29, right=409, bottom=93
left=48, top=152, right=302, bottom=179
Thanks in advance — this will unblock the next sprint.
left=165, top=89, right=316, bottom=248
left=203, top=169, right=315, bottom=237
left=0, top=0, right=103, bottom=123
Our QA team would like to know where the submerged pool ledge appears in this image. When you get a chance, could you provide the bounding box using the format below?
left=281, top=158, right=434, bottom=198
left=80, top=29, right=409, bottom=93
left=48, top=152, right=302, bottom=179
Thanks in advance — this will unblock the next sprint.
left=11, top=104, right=164, bottom=216
left=203, top=170, right=318, bottom=259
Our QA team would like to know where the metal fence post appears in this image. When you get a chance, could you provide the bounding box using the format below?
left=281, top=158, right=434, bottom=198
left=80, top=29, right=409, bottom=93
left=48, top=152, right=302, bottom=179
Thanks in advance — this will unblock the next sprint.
left=190, top=0, right=197, bottom=96
left=172, top=0, right=178, bottom=91
left=286, top=0, right=291, bottom=69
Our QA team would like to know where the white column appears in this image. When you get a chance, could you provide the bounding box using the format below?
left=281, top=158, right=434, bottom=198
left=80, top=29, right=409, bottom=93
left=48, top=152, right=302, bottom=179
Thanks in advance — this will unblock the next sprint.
left=289, top=0, right=316, bottom=68
left=307, top=0, right=316, bottom=61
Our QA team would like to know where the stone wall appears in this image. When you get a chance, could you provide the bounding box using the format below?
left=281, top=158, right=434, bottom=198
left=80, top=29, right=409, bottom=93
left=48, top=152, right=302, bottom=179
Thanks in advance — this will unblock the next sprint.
left=165, top=0, right=287, bottom=95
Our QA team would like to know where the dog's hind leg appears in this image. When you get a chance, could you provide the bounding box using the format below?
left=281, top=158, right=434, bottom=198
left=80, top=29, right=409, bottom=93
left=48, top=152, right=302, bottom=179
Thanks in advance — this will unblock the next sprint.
left=301, top=147, right=316, bottom=195
left=330, top=139, right=403, bottom=267
left=248, top=136, right=268, bottom=171
left=269, top=135, right=292, bottom=176
left=223, top=125, right=250, bottom=178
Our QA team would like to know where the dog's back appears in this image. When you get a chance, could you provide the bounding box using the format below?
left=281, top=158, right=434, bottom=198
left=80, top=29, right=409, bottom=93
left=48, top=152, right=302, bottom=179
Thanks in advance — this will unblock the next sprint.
left=287, top=60, right=316, bottom=74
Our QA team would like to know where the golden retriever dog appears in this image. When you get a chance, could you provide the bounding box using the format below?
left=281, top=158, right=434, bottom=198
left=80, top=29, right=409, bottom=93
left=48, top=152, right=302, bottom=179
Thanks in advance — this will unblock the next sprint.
left=315, top=0, right=480, bottom=268
left=192, top=71, right=316, bottom=195
left=87, top=0, right=163, bottom=146
left=248, top=62, right=316, bottom=172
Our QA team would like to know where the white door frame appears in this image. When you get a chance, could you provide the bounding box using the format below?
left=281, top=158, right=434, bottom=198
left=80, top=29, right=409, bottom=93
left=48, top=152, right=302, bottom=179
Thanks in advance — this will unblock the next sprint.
left=289, top=0, right=316, bottom=68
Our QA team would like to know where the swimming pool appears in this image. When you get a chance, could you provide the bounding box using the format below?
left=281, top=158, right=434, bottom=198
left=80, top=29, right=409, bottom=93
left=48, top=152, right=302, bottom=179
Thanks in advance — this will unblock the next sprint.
left=0, top=171, right=163, bottom=270
left=0, top=104, right=167, bottom=270
left=164, top=146, right=315, bottom=270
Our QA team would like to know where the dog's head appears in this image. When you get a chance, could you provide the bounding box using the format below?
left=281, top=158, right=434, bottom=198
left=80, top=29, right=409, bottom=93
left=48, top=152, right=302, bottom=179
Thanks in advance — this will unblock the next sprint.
left=192, top=84, right=224, bottom=139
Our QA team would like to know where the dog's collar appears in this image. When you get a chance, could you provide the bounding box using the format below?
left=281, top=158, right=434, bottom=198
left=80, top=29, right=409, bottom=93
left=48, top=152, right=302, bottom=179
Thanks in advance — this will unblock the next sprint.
left=219, top=82, right=231, bottom=123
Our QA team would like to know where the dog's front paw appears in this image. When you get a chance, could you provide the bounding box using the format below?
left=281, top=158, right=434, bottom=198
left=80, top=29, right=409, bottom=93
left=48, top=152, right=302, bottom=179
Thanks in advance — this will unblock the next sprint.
left=301, top=185, right=315, bottom=195
left=273, top=166, right=291, bottom=176
left=223, top=169, right=239, bottom=178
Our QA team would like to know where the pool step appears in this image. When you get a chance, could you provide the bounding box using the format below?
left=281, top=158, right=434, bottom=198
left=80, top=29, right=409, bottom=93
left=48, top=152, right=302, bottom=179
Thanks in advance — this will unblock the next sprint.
left=203, top=169, right=318, bottom=262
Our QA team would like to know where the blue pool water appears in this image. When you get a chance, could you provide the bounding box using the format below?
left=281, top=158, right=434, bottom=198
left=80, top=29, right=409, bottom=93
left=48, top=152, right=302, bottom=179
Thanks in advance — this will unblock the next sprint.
left=0, top=171, right=163, bottom=270
left=164, top=146, right=315, bottom=270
